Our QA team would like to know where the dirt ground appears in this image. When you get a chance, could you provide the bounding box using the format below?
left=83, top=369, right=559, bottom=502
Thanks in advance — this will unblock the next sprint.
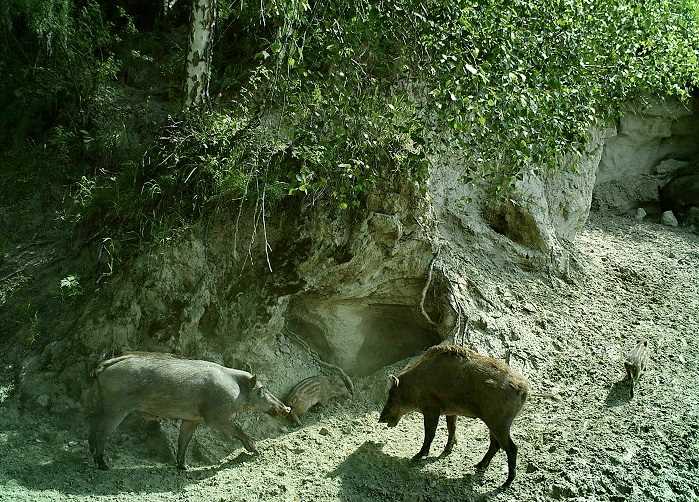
left=1, top=213, right=698, bottom=502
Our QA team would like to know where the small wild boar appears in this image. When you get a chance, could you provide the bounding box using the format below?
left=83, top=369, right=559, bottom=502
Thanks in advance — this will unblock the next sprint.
left=86, top=352, right=290, bottom=470
left=379, top=345, right=529, bottom=488
left=284, top=375, right=351, bottom=426
left=624, top=339, right=649, bottom=398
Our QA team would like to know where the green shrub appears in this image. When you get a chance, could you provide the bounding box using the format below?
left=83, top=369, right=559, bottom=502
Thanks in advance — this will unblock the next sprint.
left=4, top=0, right=699, bottom=261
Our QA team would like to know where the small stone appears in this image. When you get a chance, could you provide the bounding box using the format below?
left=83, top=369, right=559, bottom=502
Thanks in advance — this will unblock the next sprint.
left=522, top=302, right=537, bottom=313
left=550, top=483, right=577, bottom=500
left=525, top=463, right=538, bottom=473
left=634, top=208, right=647, bottom=221
left=37, top=395, right=49, bottom=407
left=319, top=427, right=330, bottom=436
left=661, top=211, right=678, bottom=227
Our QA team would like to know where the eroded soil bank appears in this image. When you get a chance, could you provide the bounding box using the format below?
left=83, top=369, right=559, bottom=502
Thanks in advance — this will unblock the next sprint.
left=1, top=213, right=698, bottom=502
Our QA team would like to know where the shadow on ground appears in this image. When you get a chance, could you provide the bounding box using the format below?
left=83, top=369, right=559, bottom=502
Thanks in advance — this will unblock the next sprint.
left=0, top=438, right=257, bottom=496
left=605, top=380, right=632, bottom=408
left=328, top=440, right=503, bottom=502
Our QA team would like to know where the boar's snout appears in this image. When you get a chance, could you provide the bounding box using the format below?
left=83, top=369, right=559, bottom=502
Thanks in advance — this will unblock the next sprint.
left=262, top=391, right=292, bottom=417
left=378, top=406, right=400, bottom=428
left=267, top=400, right=291, bottom=417
left=246, top=375, right=291, bottom=417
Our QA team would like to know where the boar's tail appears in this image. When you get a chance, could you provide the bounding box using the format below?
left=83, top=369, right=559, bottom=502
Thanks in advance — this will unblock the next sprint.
left=93, top=354, right=136, bottom=376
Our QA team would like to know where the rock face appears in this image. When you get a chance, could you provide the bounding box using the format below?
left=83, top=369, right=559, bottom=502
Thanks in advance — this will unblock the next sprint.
left=15, top=98, right=699, bottom=439
left=489, top=126, right=616, bottom=264
left=593, top=99, right=699, bottom=213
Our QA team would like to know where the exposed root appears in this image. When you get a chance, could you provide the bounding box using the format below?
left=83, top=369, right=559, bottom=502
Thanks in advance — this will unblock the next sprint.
left=419, top=248, right=440, bottom=327
left=261, top=181, right=273, bottom=273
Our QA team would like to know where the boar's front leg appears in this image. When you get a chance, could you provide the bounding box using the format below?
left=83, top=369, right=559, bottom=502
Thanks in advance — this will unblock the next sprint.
left=204, top=411, right=258, bottom=455
left=231, top=423, right=258, bottom=454
left=176, top=420, right=200, bottom=470
left=411, top=410, right=439, bottom=462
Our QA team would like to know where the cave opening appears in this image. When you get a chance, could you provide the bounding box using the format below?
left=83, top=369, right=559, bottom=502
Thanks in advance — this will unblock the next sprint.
left=287, top=299, right=441, bottom=377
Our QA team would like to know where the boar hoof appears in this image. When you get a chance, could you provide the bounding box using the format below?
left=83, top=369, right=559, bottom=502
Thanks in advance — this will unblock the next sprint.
left=410, top=453, right=427, bottom=463
left=474, top=461, right=488, bottom=472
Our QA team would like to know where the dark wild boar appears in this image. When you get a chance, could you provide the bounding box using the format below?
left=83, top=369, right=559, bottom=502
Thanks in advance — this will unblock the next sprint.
left=284, top=375, right=351, bottom=426
left=86, top=352, right=290, bottom=470
left=378, top=345, right=529, bottom=488
left=624, top=339, right=649, bottom=398
left=659, top=173, right=699, bottom=216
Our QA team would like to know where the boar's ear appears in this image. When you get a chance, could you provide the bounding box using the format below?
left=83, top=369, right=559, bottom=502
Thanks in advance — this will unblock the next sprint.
left=248, top=374, right=257, bottom=388
left=389, top=374, right=399, bottom=388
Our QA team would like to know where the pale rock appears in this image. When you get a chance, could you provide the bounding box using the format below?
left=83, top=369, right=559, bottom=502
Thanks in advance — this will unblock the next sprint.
left=594, top=98, right=699, bottom=213
left=661, top=210, right=678, bottom=227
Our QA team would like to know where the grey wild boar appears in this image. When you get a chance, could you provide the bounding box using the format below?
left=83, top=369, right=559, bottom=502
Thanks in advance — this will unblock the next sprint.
left=86, top=352, right=290, bottom=470
left=284, top=375, right=351, bottom=426
left=379, top=345, right=529, bottom=488
left=624, top=339, right=649, bottom=398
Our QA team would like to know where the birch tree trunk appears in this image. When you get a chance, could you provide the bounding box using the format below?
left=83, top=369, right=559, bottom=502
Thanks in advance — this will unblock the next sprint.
left=184, top=0, right=216, bottom=108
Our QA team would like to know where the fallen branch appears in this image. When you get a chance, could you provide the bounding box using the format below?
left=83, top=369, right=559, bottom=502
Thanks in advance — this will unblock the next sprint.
left=0, top=263, right=31, bottom=283
left=0, top=256, right=62, bottom=283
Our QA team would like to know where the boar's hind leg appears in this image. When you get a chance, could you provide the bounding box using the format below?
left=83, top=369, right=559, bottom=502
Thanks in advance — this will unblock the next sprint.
left=176, top=420, right=200, bottom=470
left=440, top=415, right=457, bottom=458
left=492, top=428, right=518, bottom=488
left=90, top=411, right=128, bottom=470
left=474, top=431, right=500, bottom=473
left=412, top=410, right=439, bottom=462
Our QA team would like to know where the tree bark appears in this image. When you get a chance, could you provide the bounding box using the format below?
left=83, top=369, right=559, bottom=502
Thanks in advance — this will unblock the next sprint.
left=184, top=0, right=216, bottom=109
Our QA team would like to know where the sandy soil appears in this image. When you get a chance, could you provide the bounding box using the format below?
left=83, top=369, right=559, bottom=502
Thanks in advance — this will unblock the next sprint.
left=1, top=213, right=698, bottom=502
